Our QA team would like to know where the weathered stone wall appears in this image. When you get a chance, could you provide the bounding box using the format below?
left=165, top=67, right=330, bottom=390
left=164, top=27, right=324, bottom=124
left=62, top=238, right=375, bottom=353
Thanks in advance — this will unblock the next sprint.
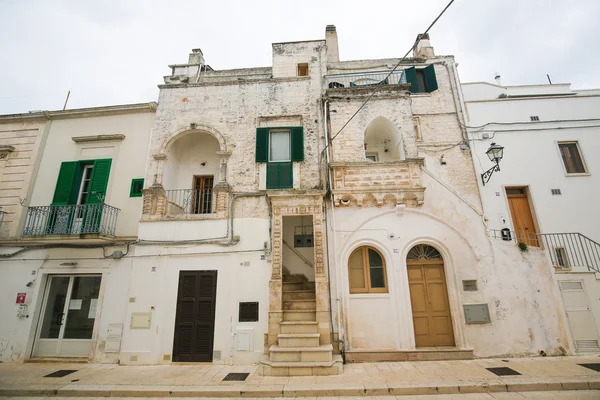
left=0, top=120, right=46, bottom=239
left=148, top=42, right=327, bottom=197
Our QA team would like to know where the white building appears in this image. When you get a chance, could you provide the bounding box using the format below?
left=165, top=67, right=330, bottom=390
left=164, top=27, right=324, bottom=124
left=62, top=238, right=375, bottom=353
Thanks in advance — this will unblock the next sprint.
left=0, top=27, right=575, bottom=373
left=0, top=103, right=156, bottom=362
left=462, top=79, right=600, bottom=353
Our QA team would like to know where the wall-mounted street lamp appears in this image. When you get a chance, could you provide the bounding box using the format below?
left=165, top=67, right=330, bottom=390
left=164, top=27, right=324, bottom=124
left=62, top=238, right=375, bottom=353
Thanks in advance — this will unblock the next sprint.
left=481, top=143, right=504, bottom=186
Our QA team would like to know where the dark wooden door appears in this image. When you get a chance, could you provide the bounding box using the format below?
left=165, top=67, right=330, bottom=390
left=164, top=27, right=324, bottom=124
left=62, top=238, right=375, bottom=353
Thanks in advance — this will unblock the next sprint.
left=173, top=271, right=217, bottom=362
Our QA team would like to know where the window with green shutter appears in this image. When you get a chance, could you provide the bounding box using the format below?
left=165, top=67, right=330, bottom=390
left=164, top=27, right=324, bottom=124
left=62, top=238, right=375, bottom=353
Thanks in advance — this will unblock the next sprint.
left=130, top=178, right=144, bottom=197
left=255, top=126, right=303, bottom=189
left=404, top=65, right=438, bottom=93
left=48, top=159, right=112, bottom=234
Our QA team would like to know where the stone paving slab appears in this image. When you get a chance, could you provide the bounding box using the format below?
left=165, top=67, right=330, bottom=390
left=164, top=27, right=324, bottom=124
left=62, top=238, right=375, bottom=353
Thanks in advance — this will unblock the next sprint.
left=0, top=355, right=599, bottom=397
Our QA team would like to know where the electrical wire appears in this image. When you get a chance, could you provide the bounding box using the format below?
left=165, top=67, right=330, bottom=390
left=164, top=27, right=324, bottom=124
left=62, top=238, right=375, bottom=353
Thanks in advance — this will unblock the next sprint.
left=328, top=0, right=456, bottom=145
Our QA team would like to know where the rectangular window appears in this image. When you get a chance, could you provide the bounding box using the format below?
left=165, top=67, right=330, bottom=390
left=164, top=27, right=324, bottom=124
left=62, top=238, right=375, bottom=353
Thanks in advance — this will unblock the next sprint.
left=297, top=63, right=309, bottom=77
left=192, top=175, right=214, bottom=214
left=558, top=142, right=587, bottom=174
left=366, top=154, right=378, bottom=162
left=405, top=65, right=438, bottom=93
left=269, top=130, right=291, bottom=162
left=256, top=127, right=303, bottom=189
left=239, top=302, right=259, bottom=322
left=415, top=69, right=427, bottom=93
left=130, top=178, right=144, bottom=197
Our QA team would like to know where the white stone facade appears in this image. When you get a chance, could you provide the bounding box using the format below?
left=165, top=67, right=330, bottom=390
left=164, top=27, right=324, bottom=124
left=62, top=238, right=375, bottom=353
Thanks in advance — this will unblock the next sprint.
left=463, top=81, right=600, bottom=354
left=0, top=27, right=574, bottom=367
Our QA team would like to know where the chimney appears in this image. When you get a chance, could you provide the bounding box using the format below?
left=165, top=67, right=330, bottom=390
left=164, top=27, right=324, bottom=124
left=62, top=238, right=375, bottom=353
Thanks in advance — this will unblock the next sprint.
left=413, top=33, right=435, bottom=58
left=494, top=72, right=502, bottom=86
left=325, top=25, right=340, bottom=62
left=188, top=48, right=205, bottom=65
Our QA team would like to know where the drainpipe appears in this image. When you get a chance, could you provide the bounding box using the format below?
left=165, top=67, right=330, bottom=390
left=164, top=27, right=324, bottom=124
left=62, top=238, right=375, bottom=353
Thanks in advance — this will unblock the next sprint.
left=322, top=98, right=345, bottom=361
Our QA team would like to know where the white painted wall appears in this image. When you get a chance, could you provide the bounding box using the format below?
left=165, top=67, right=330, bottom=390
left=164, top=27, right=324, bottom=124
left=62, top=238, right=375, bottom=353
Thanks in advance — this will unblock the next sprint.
left=0, top=247, right=132, bottom=363
left=121, top=217, right=271, bottom=365
left=463, top=81, right=600, bottom=353
left=282, top=215, right=315, bottom=280
left=463, top=84, right=600, bottom=242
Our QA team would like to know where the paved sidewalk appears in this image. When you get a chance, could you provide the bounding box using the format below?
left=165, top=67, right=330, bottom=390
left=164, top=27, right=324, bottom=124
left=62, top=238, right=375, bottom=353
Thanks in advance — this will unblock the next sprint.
left=0, top=355, right=599, bottom=397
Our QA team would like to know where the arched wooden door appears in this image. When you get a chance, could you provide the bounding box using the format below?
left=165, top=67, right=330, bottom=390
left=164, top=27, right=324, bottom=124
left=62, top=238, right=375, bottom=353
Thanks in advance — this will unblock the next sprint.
left=406, top=245, right=455, bottom=347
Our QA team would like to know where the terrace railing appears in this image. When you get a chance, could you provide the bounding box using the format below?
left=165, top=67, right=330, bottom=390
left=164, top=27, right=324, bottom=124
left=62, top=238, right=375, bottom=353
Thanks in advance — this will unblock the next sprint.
left=325, top=70, right=407, bottom=89
left=489, top=229, right=600, bottom=274
left=23, top=204, right=119, bottom=236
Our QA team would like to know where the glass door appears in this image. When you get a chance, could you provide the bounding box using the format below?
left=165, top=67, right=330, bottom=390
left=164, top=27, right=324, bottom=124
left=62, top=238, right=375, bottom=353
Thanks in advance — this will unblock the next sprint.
left=34, top=275, right=102, bottom=358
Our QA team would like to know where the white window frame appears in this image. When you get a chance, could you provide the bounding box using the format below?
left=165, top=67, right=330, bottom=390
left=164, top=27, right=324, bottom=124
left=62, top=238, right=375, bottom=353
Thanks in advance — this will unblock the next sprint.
left=268, top=129, right=291, bottom=162
left=556, top=140, right=590, bottom=176
left=366, top=153, right=378, bottom=162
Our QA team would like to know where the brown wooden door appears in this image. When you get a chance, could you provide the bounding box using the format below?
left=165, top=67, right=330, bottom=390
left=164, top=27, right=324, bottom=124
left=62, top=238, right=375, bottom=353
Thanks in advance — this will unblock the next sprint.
left=408, top=262, right=455, bottom=347
left=506, top=188, right=538, bottom=247
left=173, top=271, right=217, bottom=362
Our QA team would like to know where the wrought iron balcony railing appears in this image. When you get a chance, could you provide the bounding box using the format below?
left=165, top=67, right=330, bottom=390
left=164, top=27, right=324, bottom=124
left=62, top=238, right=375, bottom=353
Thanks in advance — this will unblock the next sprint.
left=165, top=189, right=214, bottom=215
left=325, top=70, right=407, bottom=89
left=489, top=229, right=600, bottom=274
left=23, top=204, right=119, bottom=236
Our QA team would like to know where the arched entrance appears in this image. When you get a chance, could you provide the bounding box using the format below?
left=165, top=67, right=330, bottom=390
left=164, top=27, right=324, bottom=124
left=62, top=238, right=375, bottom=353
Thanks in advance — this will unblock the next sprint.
left=406, top=244, right=455, bottom=347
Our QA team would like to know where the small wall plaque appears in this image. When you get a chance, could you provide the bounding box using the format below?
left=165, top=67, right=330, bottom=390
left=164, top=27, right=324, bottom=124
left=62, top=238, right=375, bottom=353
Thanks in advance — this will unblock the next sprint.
left=463, top=304, right=491, bottom=324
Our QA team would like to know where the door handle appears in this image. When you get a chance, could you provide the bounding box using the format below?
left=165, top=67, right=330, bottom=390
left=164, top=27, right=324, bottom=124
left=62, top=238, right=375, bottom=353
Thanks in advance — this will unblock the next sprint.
left=56, top=312, right=65, bottom=325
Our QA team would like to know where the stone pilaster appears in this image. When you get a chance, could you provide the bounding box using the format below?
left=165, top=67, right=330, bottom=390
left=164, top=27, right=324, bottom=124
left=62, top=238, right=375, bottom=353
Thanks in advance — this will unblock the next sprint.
left=142, top=184, right=167, bottom=216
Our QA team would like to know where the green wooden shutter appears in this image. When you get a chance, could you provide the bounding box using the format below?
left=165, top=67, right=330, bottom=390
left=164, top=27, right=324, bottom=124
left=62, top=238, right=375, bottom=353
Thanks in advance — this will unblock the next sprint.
left=291, top=127, right=304, bottom=161
left=266, top=162, right=293, bottom=189
left=424, top=64, right=438, bottom=92
left=279, top=162, right=293, bottom=187
left=51, top=162, right=79, bottom=205
left=266, top=163, right=279, bottom=189
left=404, top=67, right=418, bottom=93
left=255, top=128, right=269, bottom=162
left=86, top=159, right=112, bottom=204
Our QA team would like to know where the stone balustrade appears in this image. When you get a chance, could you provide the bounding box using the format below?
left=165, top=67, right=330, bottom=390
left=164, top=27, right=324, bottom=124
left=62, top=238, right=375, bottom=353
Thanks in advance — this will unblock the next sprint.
left=330, top=159, right=425, bottom=207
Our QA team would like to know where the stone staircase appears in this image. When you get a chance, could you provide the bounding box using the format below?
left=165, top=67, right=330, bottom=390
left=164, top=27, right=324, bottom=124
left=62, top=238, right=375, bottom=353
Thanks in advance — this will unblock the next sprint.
left=260, top=274, right=343, bottom=376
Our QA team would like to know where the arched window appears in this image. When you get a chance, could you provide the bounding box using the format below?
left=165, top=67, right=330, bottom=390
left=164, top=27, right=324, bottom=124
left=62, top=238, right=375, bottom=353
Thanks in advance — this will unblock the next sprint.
left=348, top=246, right=388, bottom=293
left=406, top=244, right=442, bottom=261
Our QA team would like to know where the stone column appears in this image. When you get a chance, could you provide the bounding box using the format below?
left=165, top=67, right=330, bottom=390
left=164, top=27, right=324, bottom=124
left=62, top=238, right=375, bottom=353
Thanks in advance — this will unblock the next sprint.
left=142, top=184, right=167, bottom=217
left=313, top=211, right=332, bottom=346
left=267, top=212, right=283, bottom=351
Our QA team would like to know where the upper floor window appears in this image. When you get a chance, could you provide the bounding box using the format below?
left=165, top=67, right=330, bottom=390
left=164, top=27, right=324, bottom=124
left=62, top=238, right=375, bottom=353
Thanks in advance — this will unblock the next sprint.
left=405, top=65, right=438, bottom=94
left=256, top=127, right=304, bottom=189
left=297, top=63, right=309, bottom=77
left=269, top=130, right=291, bottom=162
left=348, top=246, right=388, bottom=294
left=558, top=141, right=587, bottom=174
left=192, top=175, right=214, bottom=214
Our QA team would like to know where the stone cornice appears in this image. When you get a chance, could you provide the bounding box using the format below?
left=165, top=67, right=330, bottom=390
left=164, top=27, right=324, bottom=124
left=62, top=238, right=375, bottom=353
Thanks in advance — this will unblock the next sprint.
left=0, top=102, right=157, bottom=123
left=72, top=134, right=125, bottom=143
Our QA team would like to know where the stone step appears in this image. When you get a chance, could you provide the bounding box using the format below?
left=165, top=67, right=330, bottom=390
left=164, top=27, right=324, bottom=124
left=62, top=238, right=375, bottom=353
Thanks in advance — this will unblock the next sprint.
left=280, top=321, right=319, bottom=334
left=260, top=355, right=343, bottom=376
left=282, top=310, right=316, bottom=321
left=283, top=290, right=316, bottom=301
left=345, top=348, right=475, bottom=362
left=269, top=344, right=333, bottom=362
left=283, top=282, right=306, bottom=291
left=277, top=333, right=320, bottom=347
left=283, top=300, right=316, bottom=311
left=282, top=275, right=309, bottom=284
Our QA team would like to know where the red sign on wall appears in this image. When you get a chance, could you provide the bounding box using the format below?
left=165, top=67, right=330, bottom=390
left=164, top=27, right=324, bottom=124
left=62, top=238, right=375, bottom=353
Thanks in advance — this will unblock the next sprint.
left=16, top=293, right=26, bottom=304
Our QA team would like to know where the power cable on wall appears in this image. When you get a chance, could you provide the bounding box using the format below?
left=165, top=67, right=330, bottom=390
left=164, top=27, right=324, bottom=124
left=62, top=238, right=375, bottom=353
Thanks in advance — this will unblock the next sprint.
left=327, top=0, right=456, bottom=145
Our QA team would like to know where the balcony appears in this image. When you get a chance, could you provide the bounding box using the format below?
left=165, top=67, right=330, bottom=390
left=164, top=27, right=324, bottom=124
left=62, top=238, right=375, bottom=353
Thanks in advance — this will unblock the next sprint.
left=325, top=70, right=406, bottom=90
left=330, top=159, right=425, bottom=208
left=23, top=204, right=119, bottom=237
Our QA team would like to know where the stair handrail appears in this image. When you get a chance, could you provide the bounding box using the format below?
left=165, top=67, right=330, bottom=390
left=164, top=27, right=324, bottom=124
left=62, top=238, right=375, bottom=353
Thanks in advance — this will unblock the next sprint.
left=282, top=239, right=314, bottom=268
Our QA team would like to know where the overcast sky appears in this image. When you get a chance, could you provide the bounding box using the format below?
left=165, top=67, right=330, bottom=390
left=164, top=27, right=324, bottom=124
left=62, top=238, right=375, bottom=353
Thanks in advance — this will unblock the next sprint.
left=1, top=0, right=598, bottom=114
